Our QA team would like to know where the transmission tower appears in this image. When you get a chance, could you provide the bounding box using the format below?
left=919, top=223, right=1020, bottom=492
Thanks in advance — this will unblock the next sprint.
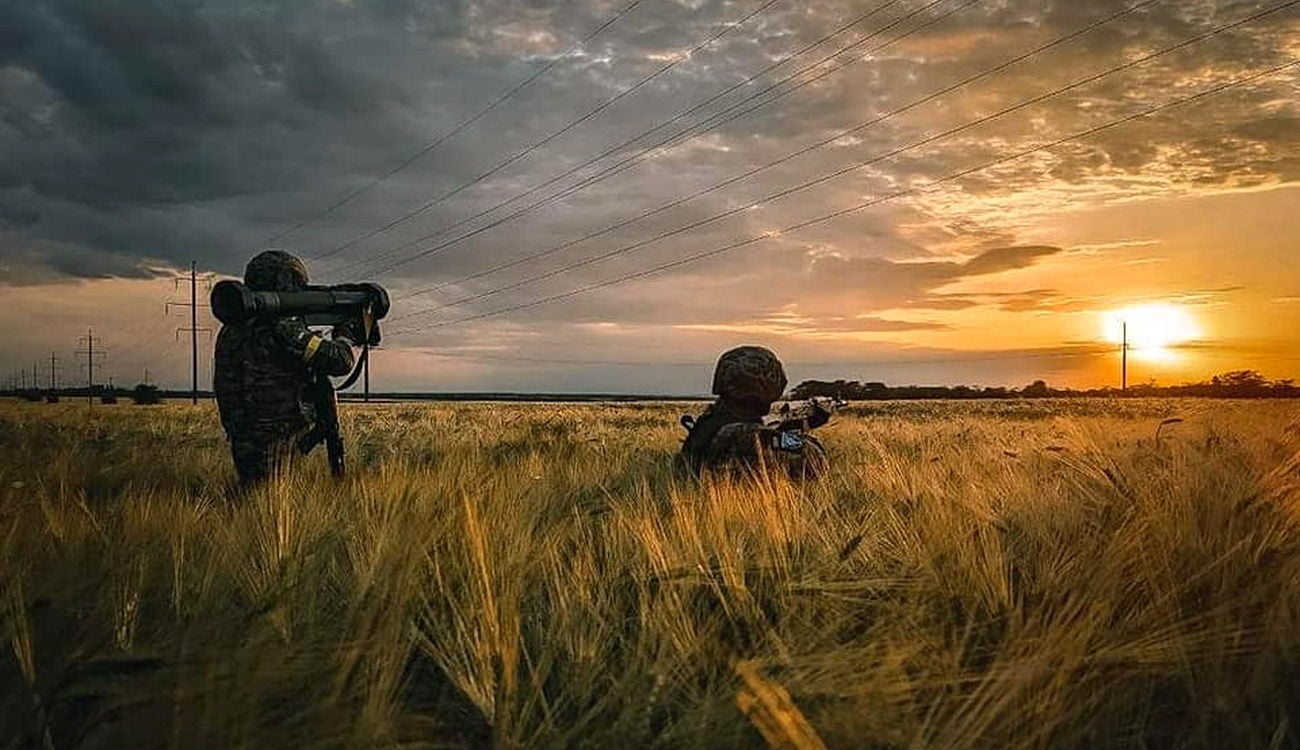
left=76, top=329, right=104, bottom=406
left=167, top=261, right=213, bottom=404
left=47, top=351, right=62, bottom=391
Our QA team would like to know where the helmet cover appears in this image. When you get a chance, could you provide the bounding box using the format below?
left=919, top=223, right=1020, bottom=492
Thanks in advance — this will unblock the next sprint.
left=711, top=345, right=787, bottom=404
left=244, top=250, right=309, bottom=292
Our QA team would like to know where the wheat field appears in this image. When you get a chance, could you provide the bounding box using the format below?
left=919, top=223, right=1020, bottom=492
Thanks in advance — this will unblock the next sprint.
left=2, top=398, right=1300, bottom=749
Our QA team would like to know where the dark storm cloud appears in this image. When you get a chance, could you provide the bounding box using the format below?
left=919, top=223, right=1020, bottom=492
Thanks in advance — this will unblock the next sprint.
left=1, top=0, right=1296, bottom=353
left=0, top=0, right=657, bottom=281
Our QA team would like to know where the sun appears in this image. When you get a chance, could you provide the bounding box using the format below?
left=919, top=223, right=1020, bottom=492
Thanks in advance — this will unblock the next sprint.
left=1102, top=304, right=1200, bottom=359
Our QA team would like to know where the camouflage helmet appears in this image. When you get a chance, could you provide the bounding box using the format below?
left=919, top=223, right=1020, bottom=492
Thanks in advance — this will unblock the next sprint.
left=711, top=346, right=787, bottom=404
left=244, top=250, right=308, bottom=292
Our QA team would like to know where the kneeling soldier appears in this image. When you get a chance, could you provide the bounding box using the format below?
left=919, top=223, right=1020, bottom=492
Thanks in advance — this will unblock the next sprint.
left=678, top=345, right=832, bottom=478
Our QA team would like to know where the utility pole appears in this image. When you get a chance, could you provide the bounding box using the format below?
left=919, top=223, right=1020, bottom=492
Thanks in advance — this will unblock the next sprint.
left=168, top=261, right=212, bottom=404
left=48, top=352, right=61, bottom=391
left=20, top=367, right=26, bottom=391
left=363, top=351, right=370, bottom=403
left=77, top=329, right=104, bottom=406
left=1121, top=321, right=1128, bottom=392
left=32, top=362, right=38, bottom=391
left=190, top=261, right=197, bottom=403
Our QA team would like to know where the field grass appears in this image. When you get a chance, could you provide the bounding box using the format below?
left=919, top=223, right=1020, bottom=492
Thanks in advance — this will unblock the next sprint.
left=3, top=398, right=1300, bottom=749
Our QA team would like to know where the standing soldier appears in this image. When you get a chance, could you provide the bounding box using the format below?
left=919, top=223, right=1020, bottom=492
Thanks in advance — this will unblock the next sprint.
left=213, top=250, right=361, bottom=488
left=678, top=345, right=831, bottom=478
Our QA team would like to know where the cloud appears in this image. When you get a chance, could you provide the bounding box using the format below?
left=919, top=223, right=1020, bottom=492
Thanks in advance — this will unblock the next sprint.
left=959, top=245, right=1059, bottom=275
left=678, top=313, right=949, bottom=336
left=3, top=0, right=1296, bottom=289
left=806, top=244, right=1064, bottom=310
left=1, top=0, right=1298, bottom=391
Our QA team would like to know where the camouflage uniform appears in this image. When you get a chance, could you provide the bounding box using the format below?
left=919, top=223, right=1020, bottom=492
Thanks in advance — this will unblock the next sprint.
left=679, top=346, right=828, bottom=478
left=213, top=251, right=356, bottom=487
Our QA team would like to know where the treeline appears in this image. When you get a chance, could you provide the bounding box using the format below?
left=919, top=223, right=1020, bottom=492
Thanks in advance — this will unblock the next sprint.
left=7, top=383, right=165, bottom=405
left=791, top=370, right=1300, bottom=400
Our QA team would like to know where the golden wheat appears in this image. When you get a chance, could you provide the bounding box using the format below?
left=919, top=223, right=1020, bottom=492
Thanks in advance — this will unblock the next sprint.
left=2, top=398, right=1298, bottom=749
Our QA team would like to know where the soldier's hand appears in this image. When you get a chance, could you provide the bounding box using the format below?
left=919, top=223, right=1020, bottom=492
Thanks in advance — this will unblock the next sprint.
left=332, top=318, right=366, bottom=345
left=806, top=400, right=833, bottom=429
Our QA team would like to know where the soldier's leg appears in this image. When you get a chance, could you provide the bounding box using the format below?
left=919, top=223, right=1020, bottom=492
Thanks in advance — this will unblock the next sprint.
left=230, top=437, right=273, bottom=488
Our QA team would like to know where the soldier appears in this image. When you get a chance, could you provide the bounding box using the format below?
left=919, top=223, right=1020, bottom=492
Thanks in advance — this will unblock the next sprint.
left=678, top=345, right=829, bottom=478
left=213, top=250, right=361, bottom=488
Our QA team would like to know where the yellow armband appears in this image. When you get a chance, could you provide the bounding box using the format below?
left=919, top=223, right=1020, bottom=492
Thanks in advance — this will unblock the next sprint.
left=302, top=334, right=324, bottom=362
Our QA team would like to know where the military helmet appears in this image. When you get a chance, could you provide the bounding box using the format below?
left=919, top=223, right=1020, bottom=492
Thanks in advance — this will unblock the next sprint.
left=244, top=250, right=309, bottom=292
left=711, top=346, right=787, bottom=404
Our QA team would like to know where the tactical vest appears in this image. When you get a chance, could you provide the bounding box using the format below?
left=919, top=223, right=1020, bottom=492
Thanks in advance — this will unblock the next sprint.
left=213, top=321, right=313, bottom=435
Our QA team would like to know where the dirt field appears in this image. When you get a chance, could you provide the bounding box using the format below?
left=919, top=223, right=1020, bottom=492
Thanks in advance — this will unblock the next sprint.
left=3, top=398, right=1299, bottom=749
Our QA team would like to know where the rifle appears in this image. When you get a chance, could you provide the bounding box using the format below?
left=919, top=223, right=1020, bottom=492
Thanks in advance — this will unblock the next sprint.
left=298, top=371, right=344, bottom=477
left=766, top=396, right=845, bottom=432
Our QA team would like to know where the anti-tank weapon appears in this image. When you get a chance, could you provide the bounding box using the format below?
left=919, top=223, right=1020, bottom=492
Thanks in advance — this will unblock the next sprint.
left=210, top=280, right=391, bottom=477
left=210, top=281, right=389, bottom=344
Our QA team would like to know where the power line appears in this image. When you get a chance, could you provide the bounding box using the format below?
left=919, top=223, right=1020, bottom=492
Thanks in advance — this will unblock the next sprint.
left=386, top=1, right=1296, bottom=327
left=97, top=308, right=183, bottom=388
left=407, top=343, right=1116, bottom=369
left=101, top=271, right=205, bottom=381
left=263, top=0, right=649, bottom=250
left=391, top=0, right=1164, bottom=306
left=341, top=0, right=972, bottom=279
left=328, top=0, right=914, bottom=276
left=386, top=58, right=1298, bottom=335
left=316, top=0, right=789, bottom=261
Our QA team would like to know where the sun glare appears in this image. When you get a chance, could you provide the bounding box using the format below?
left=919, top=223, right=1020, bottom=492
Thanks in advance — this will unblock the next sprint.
left=1103, top=304, right=1200, bottom=360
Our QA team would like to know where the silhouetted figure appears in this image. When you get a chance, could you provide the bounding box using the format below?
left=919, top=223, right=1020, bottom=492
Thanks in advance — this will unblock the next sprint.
left=678, top=345, right=830, bottom=478
left=213, top=250, right=359, bottom=487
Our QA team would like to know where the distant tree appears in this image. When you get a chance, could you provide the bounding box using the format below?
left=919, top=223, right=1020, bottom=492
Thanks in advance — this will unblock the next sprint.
left=1022, top=380, right=1051, bottom=398
left=790, top=371, right=1295, bottom=401
left=1211, top=370, right=1269, bottom=392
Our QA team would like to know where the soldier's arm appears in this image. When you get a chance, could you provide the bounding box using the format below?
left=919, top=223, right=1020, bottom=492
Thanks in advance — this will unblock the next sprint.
left=708, top=423, right=773, bottom=464
left=271, top=318, right=356, bottom=377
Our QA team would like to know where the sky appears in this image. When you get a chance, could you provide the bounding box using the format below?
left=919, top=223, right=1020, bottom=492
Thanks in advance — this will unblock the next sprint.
left=1, top=0, right=1297, bottom=394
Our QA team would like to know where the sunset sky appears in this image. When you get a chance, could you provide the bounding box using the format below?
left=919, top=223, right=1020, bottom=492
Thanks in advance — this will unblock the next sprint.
left=2, top=0, right=1297, bottom=394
